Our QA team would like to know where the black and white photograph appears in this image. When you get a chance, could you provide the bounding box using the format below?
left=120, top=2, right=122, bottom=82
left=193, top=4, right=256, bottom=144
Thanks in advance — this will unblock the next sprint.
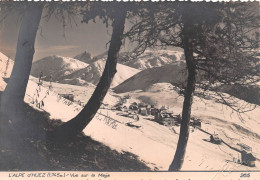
left=0, top=1, right=259, bottom=179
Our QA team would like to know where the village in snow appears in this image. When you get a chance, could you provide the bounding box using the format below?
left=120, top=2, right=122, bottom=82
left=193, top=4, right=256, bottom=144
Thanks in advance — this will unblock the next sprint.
left=1, top=49, right=260, bottom=171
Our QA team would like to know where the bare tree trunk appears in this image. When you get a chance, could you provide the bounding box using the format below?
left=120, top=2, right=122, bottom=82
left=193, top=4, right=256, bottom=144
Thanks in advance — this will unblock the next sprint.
left=49, top=9, right=127, bottom=143
left=169, top=24, right=196, bottom=171
left=1, top=3, right=43, bottom=111
left=0, top=4, right=48, bottom=170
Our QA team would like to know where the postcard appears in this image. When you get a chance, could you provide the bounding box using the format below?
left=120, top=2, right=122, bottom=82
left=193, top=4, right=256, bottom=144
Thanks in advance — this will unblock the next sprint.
left=0, top=0, right=259, bottom=179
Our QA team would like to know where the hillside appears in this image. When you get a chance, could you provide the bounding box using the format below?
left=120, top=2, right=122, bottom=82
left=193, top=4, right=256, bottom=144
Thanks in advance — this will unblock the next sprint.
left=113, top=82, right=260, bottom=170
left=32, top=54, right=140, bottom=88
left=29, top=76, right=119, bottom=107
left=23, top=79, right=260, bottom=171
left=115, top=55, right=260, bottom=106
left=219, top=84, right=260, bottom=105
left=0, top=90, right=150, bottom=171
left=60, top=58, right=140, bottom=88
left=30, top=55, right=89, bottom=82
left=113, top=61, right=187, bottom=93
left=1, top=50, right=259, bottom=171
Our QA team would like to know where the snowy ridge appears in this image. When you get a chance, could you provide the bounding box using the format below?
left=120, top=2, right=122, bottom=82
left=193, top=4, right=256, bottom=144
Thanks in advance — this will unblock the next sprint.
left=33, top=54, right=140, bottom=88
left=113, top=62, right=187, bottom=93
left=31, top=55, right=89, bottom=82
left=73, top=52, right=141, bottom=87
left=122, top=49, right=185, bottom=70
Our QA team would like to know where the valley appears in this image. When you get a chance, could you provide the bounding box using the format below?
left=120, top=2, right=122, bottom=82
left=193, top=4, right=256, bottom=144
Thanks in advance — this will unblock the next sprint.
left=1, top=50, right=260, bottom=171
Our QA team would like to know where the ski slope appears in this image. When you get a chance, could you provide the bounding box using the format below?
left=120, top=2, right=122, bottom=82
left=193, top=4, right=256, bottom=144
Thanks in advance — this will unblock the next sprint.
left=23, top=79, right=260, bottom=171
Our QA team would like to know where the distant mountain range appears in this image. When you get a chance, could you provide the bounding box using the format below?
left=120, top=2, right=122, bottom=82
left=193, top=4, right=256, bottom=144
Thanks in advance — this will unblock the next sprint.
left=120, top=49, right=185, bottom=70
left=30, top=52, right=141, bottom=88
left=1, top=50, right=258, bottom=105
left=30, top=50, right=185, bottom=88
left=74, top=49, right=185, bottom=70
left=58, top=57, right=140, bottom=88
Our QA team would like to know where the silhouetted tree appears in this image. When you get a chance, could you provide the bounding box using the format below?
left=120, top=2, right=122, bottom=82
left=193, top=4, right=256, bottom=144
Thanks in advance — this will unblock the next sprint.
left=125, top=1, right=259, bottom=171
left=0, top=2, right=50, bottom=170
left=49, top=3, right=128, bottom=143
left=1, top=3, right=44, bottom=109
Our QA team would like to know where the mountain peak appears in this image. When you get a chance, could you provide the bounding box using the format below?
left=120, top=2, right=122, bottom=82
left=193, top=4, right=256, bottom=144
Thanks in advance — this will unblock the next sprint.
left=31, top=55, right=89, bottom=82
left=74, top=51, right=92, bottom=63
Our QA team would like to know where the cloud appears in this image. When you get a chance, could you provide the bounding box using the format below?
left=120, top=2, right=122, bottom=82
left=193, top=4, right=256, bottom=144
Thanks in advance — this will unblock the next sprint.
left=51, top=45, right=79, bottom=51
left=36, top=45, right=79, bottom=53
left=33, top=44, right=83, bottom=61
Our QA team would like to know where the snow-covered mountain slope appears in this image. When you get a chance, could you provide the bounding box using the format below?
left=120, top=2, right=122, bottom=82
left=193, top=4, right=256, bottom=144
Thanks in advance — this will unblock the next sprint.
left=122, top=83, right=184, bottom=108
left=23, top=79, right=260, bottom=171
left=117, top=82, right=260, bottom=169
left=74, top=49, right=185, bottom=85
left=112, top=63, right=141, bottom=88
left=60, top=58, right=140, bottom=88
left=113, top=61, right=187, bottom=93
left=219, top=84, right=260, bottom=105
left=121, top=49, right=185, bottom=70
left=0, top=52, right=14, bottom=91
left=32, top=54, right=140, bottom=88
left=30, top=55, right=89, bottom=82
left=29, top=76, right=119, bottom=106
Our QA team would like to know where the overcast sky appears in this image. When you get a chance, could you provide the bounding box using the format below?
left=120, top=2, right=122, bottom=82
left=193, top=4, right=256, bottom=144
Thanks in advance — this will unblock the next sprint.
left=0, top=8, right=122, bottom=61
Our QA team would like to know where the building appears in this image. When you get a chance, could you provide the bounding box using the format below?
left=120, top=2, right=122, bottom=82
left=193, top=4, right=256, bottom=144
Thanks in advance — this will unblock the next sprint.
left=100, top=103, right=109, bottom=109
left=140, top=107, right=148, bottom=116
left=241, top=151, right=256, bottom=167
left=138, top=102, right=147, bottom=108
left=151, top=108, right=159, bottom=116
left=160, top=106, right=167, bottom=112
left=190, top=118, right=202, bottom=128
left=129, top=104, right=138, bottom=111
left=210, top=134, right=222, bottom=144
left=237, top=143, right=252, bottom=152
left=59, top=94, right=74, bottom=102
left=122, top=106, right=128, bottom=112
left=154, top=112, right=164, bottom=124
left=132, top=102, right=138, bottom=106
